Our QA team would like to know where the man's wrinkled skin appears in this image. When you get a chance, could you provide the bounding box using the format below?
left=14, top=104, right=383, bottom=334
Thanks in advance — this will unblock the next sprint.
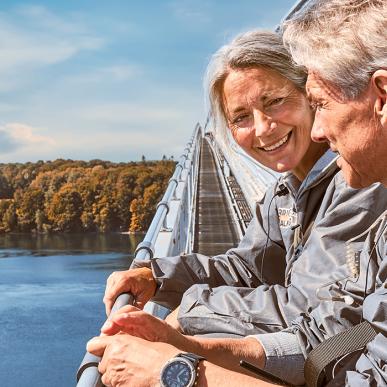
left=306, top=70, right=387, bottom=188
left=87, top=334, right=178, bottom=387
left=87, top=332, right=276, bottom=387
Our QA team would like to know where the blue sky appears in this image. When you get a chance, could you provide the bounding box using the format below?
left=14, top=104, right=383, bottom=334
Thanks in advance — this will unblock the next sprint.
left=0, top=0, right=296, bottom=162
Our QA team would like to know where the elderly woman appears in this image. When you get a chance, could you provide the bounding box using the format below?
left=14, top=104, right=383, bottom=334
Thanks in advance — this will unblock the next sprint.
left=88, top=29, right=387, bottom=387
left=103, top=30, right=338, bottom=333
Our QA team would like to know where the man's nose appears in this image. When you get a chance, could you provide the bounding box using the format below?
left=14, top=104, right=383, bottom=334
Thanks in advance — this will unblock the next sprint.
left=311, top=122, right=327, bottom=143
left=253, top=110, right=276, bottom=137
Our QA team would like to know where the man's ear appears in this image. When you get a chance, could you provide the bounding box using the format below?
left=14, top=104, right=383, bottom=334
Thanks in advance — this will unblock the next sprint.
left=372, top=69, right=387, bottom=125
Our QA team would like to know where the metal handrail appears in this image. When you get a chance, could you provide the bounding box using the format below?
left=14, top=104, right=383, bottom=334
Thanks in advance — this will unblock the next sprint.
left=76, top=124, right=202, bottom=387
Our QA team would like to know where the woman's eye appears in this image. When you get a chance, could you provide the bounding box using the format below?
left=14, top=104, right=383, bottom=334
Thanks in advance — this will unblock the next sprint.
left=231, top=114, right=249, bottom=126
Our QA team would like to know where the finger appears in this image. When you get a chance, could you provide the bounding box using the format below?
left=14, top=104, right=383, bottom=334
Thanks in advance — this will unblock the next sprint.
left=116, top=304, right=140, bottom=314
left=103, top=273, right=117, bottom=315
left=100, top=320, right=121, bottom=335
left=103, top=273, right=135, bottom=316
left=100, top=370, right=110, bottom=386
left=134, top=291, right=150, bottom=309
left=87, top=336, right=112, bottom=356
left=111, top=310, right=151, bottom=327
left=101, top=305, right=140, bottom=334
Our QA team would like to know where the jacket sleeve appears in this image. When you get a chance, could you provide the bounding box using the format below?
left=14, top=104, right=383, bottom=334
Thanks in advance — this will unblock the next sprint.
left=144, top=184, right=288, bottom=310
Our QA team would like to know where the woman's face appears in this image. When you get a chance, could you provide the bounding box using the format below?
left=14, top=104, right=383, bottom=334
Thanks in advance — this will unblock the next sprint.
left=222, top=67, right=314, bottom=173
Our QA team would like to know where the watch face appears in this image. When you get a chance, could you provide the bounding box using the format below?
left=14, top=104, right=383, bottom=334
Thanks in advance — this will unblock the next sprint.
left=161, top=358, right=195, bottom=387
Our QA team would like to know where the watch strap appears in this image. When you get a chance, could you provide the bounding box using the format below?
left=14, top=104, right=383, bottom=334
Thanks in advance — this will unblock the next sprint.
left=177, top=352, right=205, bottom=367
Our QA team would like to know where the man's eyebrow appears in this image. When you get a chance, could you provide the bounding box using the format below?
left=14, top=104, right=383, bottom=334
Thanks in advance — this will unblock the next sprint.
left=310, top=73, right=346, bottom=103
left=305, top=88, right=317, bottom=103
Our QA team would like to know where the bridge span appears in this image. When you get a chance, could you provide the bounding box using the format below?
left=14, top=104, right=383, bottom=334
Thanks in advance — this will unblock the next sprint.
left=194, top=137, right=240, bottom=255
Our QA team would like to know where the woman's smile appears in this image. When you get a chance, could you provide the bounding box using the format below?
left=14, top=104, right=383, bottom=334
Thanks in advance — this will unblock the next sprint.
left=256, top=130, right=293, bottom=153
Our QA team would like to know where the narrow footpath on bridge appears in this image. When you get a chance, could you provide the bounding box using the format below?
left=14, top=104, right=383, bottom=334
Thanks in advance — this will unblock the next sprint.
left=193, top=137, right=240, bottom=256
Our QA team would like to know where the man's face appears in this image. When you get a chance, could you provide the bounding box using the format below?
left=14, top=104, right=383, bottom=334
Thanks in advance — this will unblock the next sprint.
left=306, top=72, right=387, bottom=188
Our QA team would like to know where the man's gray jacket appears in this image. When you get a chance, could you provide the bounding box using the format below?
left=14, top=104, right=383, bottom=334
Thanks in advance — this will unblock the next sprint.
left=283, top=211, right=387, bottom=386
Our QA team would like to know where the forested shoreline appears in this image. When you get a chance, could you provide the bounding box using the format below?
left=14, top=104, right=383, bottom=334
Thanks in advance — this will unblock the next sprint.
left=0, top=159, right=175, bottom=234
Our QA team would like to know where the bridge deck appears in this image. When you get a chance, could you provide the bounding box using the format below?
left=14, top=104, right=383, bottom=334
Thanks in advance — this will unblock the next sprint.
left=193, top=138, right=240, bottom=256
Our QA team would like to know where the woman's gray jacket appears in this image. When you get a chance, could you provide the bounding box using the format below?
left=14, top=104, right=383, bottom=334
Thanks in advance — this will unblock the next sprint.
left=137, top=150, right=339, bottom=309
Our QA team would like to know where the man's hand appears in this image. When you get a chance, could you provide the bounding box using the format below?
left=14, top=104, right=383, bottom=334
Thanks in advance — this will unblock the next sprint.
left=103, top=267, right=157, bottom=315
left=101, top=305, right=187, bottom=349
left=87, top=334, right=277, bottom=387
left=87, top=334, right=179, bottom=387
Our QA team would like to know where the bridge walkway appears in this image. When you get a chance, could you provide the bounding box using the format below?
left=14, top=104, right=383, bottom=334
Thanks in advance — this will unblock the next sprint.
left=193, top=137, right=240, bottom=256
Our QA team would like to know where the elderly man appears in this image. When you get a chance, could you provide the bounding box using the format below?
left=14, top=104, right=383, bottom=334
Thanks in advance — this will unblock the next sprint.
left=281, top=0, right=387, bottom=385
left=88, top=1, right=387, bottom=385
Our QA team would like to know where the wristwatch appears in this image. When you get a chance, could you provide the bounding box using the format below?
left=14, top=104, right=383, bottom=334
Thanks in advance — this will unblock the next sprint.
left=160, top=352, right=205, bottom=387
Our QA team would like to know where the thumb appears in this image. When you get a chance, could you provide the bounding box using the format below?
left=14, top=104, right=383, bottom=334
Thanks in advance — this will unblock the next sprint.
left=87, top=335, right=111, bottom=356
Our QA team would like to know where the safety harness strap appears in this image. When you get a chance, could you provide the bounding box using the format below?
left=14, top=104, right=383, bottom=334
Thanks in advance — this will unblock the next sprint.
left=304, top=321, right=377, bottom=387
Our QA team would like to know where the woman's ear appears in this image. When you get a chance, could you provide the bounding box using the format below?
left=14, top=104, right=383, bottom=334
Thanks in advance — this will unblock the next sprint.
left=372, top=70, right=387, bottom=125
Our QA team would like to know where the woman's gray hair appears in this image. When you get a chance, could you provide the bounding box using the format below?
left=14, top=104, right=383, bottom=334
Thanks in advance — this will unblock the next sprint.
left=204, top=30, right=307, bottom=144
left=282, top=0, right=387, bottom=100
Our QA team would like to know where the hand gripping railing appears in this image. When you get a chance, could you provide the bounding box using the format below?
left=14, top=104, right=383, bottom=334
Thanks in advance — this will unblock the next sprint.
left=76, top=124, right=202, bottom=387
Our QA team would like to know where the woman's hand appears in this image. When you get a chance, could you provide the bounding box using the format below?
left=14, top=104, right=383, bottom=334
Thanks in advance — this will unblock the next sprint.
left=101, top=305, right=187, bottom=348
left=103, top=267, right=157, bottom=315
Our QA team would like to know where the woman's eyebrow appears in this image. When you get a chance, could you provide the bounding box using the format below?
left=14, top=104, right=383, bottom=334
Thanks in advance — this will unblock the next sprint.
left=229, top=106, right=247, bottom=115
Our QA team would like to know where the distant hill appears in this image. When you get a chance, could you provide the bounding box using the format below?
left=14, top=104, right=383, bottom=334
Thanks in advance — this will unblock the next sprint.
left=0, top=159, right=176, bottom=233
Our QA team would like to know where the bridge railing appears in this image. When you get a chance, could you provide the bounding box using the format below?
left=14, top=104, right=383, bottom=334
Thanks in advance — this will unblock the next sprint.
left=76, top=123, right=202, bottom=387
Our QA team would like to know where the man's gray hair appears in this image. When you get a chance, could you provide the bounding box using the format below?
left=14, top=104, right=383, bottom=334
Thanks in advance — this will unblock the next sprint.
left=282, top=0, right=387, bottom=99
left=205, top=30, right=307, bottom=141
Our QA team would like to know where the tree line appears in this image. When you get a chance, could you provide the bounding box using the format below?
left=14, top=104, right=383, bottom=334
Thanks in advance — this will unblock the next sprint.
left=0, top=158, right=176, bottom=234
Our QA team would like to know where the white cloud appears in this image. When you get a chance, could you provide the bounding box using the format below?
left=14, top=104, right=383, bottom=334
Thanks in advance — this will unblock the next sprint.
left=65, top=64, right=142, bottom=85
left=0, top=7, right=105, bottom=81
left=14, top=5, right=87, bottom=34
left=168, top=0, right=211, bottom=24
left=77, top=102, right=183, bottom=125
left=101, top=65, right=141, bottom=81
left=0, top=103, right=19, bottom=113
left=0, top=123, right=55, bottom=155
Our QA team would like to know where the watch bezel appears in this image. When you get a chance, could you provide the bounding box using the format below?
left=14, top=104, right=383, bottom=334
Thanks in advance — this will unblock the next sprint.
left=160, top=356, right=196, bottom=387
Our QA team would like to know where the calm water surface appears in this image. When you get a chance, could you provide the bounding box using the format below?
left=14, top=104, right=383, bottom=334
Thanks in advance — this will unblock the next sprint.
left=0, top=233, right=140, bottom=387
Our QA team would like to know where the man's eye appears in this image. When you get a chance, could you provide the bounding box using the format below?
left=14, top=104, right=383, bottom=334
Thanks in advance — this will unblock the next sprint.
left=266, top=97, right=284, bottom=107
left=310, top=102, right=324, bottom=111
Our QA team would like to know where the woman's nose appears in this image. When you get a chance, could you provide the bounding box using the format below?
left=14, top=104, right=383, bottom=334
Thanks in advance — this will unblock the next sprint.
left=252, top=110, right=276, bottom=137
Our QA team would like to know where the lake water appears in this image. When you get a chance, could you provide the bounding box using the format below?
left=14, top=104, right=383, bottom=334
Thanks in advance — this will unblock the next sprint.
left=0, top=233, right=141, bottom=387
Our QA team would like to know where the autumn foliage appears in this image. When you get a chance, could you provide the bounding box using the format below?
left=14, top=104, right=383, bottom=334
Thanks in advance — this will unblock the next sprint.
left=0, top=159, right=175, bottom=233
